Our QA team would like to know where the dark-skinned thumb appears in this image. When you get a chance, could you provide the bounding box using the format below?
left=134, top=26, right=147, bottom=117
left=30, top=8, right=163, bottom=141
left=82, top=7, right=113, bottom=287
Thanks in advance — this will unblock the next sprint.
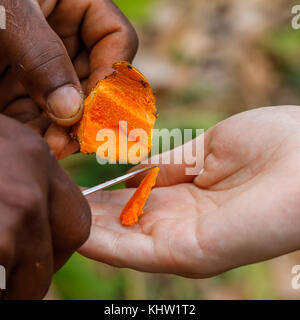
left=0, top=0, right=83, bottom=126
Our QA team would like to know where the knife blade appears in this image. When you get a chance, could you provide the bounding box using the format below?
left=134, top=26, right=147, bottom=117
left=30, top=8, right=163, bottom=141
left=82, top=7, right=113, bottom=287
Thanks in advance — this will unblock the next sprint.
left=82, top=165, right=157, bottom=196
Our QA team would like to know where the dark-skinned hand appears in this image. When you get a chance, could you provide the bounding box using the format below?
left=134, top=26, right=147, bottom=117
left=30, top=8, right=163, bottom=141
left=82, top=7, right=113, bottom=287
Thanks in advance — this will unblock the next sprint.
left=0, top=0, right=138, bottom=159
left=0, top=115, right=91, bottom=299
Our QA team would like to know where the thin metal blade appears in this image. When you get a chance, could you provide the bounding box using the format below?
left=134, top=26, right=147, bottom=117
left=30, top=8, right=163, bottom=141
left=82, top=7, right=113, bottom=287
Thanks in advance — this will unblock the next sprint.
left=82, top=165, right=157, bottom=196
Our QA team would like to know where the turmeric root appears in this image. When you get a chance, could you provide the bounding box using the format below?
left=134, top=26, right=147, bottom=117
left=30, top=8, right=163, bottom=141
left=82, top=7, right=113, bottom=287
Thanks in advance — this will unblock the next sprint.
left=120, top=167, right=160, bottom=226
left=73, top=62, right=157, bottom=163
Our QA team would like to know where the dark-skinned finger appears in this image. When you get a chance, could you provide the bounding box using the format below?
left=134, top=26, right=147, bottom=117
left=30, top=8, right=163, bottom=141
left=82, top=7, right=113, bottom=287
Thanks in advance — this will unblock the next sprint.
left=48, top=159, right=91, bottom=271
left=0, top=0, right=83, bottom=127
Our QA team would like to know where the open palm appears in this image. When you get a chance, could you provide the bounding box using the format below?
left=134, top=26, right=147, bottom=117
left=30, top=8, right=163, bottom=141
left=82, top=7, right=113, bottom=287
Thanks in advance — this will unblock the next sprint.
left=79, top=106, right=300, bottom=278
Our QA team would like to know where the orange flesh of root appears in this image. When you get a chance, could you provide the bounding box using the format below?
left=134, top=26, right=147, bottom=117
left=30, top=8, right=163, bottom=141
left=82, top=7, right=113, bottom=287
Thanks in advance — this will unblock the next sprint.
left=120, top=167, right=160, bottom=226
left=73, top=61, right=157, bottom=163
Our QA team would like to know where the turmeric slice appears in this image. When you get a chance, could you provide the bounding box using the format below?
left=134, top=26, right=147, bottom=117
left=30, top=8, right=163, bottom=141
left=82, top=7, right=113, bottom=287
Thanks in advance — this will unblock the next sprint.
left=120, top=167, right=160, bottom=226
left=73, top=62, right=157, bottom=163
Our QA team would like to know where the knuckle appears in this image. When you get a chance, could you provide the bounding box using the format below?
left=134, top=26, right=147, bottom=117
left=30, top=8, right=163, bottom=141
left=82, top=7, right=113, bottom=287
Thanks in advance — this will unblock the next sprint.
left=72, top=204, right=91, bottom=249
left=12, top=184, right=43, bottom=217
left=21, top=134, right=50, bottom=158
left=51, top=176, right=91, bottom=251
left=68, top=201, right=91, bottom=251
left=123, top=24, right=139, bottom=52
left=16, top=38, right=66, bottom=76
left=0, top=180, right=44, bottom=224
left=25, top=188, right=43, bottom=212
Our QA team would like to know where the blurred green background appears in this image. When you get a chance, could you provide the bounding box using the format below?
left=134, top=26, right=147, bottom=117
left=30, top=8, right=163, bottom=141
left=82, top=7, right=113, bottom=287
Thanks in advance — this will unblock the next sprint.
left=49, top=0, right=300, bottom=300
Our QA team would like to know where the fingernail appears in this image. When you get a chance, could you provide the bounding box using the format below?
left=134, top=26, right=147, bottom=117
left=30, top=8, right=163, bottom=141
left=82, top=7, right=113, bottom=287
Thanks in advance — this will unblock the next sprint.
left=193, top=176, right=200, bottom=186
left=47, top=86, right=83, bottom=120
left=193, top=169, right=204, bottom=186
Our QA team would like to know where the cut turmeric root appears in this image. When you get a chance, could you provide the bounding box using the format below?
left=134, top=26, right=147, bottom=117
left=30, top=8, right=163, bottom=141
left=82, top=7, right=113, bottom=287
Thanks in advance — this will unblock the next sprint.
left=120, top=167, right=160, bottom=226
left=72, top=62, right=159, bottom=225
left=73, top=62, right=157, bottom=163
